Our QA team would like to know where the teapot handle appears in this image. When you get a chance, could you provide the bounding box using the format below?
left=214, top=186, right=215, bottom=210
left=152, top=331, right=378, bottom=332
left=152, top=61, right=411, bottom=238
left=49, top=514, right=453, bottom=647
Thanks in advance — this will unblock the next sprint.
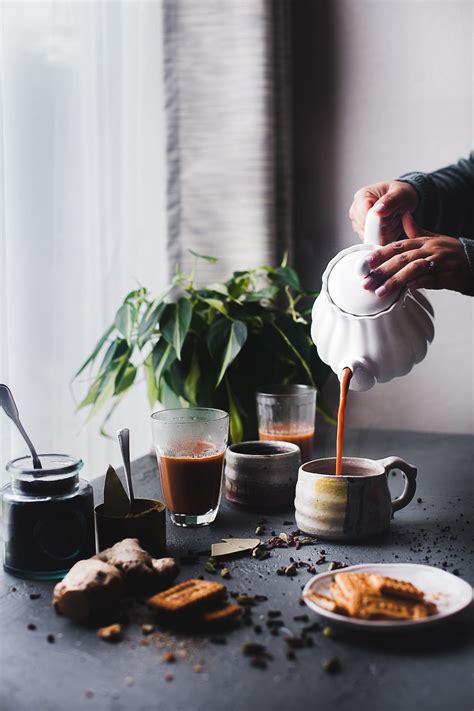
left=363, top=208, right=382, bottom=246
left=378, top=456, right=417, bottom=513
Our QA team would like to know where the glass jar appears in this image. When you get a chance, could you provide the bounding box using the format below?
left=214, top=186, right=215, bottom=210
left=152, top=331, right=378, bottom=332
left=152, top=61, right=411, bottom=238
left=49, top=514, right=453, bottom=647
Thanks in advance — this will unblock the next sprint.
left=1, top=454, right=95, bottom=580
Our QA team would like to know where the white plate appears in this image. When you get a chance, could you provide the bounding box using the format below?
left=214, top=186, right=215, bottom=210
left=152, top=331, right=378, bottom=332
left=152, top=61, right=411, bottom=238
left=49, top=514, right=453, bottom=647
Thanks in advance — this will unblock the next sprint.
left=303, top=563, right=473, bottom=633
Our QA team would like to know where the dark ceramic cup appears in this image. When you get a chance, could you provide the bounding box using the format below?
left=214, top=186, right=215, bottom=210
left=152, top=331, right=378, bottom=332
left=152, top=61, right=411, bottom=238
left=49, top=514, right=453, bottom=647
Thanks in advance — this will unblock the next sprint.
left=95, top=498, right=166, bottom=557
left=225, top=440, right=301, bottom=510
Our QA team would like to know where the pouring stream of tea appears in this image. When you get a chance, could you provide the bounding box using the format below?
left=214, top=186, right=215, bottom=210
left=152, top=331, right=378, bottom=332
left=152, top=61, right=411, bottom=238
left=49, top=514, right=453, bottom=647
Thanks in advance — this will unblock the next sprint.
left=336, top=368, right=352, bottom=476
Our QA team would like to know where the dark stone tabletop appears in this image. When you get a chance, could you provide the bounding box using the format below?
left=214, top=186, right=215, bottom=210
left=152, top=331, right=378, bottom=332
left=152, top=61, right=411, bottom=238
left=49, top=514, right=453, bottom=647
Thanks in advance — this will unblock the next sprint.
left=1, top=427, right=473, bottom=711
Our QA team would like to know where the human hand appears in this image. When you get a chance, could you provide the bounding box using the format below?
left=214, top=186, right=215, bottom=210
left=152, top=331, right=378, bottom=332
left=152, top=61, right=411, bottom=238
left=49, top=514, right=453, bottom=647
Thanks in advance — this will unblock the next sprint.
left=349, top=180, right=419, bottom=245
left=360, top=213, right=473, bottom=297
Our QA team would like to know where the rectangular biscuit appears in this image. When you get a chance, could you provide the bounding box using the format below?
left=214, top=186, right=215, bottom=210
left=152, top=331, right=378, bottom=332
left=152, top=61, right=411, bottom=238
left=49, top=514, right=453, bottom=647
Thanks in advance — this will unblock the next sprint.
left=367, top=574, right=425, bottom=601
left=200, top=603, right=242, bottom=626
left=304, top=590, right=347, bottom=615
left=355, top=595, right=436, bottom=620
left=148, top=579, right=226, bottom=614
left=333, top=573, right=373, bottom=616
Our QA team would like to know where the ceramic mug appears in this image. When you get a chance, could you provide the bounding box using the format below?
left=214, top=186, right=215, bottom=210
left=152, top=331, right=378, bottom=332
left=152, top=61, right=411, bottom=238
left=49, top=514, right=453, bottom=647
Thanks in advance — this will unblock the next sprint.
left=294, top=456, right=417, bottom=540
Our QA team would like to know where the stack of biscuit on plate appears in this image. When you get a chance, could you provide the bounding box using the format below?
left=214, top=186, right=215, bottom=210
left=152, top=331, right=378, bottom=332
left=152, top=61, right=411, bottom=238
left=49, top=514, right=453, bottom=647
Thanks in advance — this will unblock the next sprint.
left=306, top=572, right=438, bottom=621
left=148, top=579, right=242, bottom=629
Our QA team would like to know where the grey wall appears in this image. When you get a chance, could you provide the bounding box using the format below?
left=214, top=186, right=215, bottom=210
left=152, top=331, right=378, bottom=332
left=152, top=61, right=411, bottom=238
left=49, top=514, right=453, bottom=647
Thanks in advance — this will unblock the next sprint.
left=293, top=0, right=474, bottom=435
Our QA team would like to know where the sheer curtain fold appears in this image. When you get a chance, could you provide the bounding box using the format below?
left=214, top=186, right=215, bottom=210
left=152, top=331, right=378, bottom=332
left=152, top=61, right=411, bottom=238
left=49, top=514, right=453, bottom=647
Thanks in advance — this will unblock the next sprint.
left=163, top=0, right=292, bottom=283
left=0, top=2, right=168, bottom=481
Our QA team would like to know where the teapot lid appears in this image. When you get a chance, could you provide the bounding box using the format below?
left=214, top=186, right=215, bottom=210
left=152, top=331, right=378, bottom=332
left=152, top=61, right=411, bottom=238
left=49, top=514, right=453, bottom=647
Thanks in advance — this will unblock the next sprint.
left=327, top=247, right=401, bottom=317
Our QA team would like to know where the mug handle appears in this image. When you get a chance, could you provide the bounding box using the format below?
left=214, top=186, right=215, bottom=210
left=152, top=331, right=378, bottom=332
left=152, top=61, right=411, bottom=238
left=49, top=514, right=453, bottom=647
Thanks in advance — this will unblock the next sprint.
left=378, top=456, right=417, bottom=513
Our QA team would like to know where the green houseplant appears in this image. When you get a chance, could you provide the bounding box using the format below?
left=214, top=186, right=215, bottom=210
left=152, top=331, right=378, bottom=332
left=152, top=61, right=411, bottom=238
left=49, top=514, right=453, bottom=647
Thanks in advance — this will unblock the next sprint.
left=74, top=253, right=333, bottom=442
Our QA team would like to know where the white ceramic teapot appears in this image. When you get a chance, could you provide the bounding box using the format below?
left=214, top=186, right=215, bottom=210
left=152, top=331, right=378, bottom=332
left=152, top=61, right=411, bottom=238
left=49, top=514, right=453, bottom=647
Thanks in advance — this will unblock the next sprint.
left=311, top=209, right=435, bottom=391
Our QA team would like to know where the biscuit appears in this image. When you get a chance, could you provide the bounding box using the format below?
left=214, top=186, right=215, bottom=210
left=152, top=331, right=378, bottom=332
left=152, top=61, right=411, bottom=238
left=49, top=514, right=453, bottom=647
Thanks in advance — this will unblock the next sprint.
left=333, top=573, right=372, bottom=616
left=148, top=579, right=226, bottom=614
left=356, top=595, right=434, bottom=621
left=304, top=590, right=348, bottom=615
left=367, top=574, right=425, bottom=601
left=200, top=603, right=242, bottom=626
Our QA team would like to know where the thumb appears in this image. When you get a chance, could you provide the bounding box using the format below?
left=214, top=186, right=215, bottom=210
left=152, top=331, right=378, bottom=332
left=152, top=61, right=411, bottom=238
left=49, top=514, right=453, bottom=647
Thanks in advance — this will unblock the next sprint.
left=402, top=212, right=432, bottom=240
left=372, top=185, right=408, bottom=217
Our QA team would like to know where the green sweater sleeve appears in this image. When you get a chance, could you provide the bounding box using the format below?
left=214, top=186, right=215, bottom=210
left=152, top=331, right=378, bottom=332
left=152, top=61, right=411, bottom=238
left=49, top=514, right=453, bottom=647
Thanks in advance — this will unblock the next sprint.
left=397, top=151, right=474, bottom=278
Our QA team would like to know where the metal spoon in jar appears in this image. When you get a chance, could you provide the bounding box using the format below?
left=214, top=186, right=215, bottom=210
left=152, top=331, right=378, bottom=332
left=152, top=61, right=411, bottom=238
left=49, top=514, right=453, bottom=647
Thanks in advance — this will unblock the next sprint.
left=0, top=384, right=42, bottom=469
left=116, top=427, right=135, bottom=508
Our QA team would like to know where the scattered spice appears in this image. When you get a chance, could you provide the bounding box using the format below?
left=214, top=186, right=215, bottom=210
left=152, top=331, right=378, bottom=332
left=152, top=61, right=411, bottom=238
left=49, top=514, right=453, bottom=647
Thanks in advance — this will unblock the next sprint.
left=29, top=593, right=41, bottom=600
left=193, top=663, right=204, bottom=673
left=284, top=563, right=297, bottom=577
left=293, top=614, right=309, bottom=622
left=236, top=594, right=257, bottom=606
left=220, top=568, right=231, bottom=579
left=27, top=623, right=37, bottom=631
left=164, top=672, right=174, bottom=682
left=85, top=690, right=94, bottom=699
left=241, top=642, right=267, bottom=657
left=162, top=652, right=176, bottom=663
left=141, top=623, right=155, bottom=635
left=323, top=656, right=341, bottom=674
left=97, top=624, right=122, bottom=642
left=322, top=626, right=333, bottom=638
left=267, top=610, right=281, bottom=618
left=255, top=526, right=265, bottom=535
left=284, top=635, right=306, bottom=649
left=47, top=634, right=56, bottom=644
left=210, top=636, right=227, bottom=645
left=124, top=676, right=135, bottom=687
left=328, top=561, right=347, bottom=571
left=205, top=560, right=217, bottom=574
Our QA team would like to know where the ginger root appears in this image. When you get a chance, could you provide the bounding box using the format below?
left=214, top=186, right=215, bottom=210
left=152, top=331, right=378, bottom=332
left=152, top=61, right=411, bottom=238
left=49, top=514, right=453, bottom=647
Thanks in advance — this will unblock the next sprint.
left=53, top=538, right=178, bottom=624
left=53, top=559, right=123, bottom=624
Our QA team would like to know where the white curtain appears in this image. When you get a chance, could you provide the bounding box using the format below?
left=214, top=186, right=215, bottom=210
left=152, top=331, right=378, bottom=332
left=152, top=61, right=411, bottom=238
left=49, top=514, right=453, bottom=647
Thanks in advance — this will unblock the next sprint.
left=0, top=1, right=168, bottom=482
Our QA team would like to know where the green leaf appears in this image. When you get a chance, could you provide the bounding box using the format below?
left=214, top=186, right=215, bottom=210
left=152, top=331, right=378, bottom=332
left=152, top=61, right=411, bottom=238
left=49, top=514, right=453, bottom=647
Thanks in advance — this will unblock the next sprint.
left=77, top=376, right=102, bottom=409
left=98, top=339, right=130, bottom=375
left=74, top=325, right=114, bottom=379
left=205, top=283, right=229, bottom=296
left=207, top=319, right=248, bottom=386
left=244, top=286, right=279, bottom=303
left=114, top=363, right=137, bottom=396
left=160, top=298, right=193, bottom=360
left=138, top=299, right=166, bottom=346
left=269, top=265, right=301, bottom=291
left=123, top=287, right=147, bottom=303
left=152, top=339, right=177, bottom=385
left=199, top=297, right=229, bottom=317
left=144, top=354, right=158, bottom=407
left=114, top=303, right=135, bottom=343
left=184, top=350, right=200, bottom=405
left=88, top=369, right=118, bottom=420
left=189, top=249, right=218, bottom=263
left=272, top=323, right=315, bottom=387
left=225, top=378, right=243, bottom=443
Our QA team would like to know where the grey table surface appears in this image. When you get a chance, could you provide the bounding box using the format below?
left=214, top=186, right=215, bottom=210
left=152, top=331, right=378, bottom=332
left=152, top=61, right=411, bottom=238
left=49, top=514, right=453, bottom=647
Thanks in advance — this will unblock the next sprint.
left=1, top=427, right=473, bottom=711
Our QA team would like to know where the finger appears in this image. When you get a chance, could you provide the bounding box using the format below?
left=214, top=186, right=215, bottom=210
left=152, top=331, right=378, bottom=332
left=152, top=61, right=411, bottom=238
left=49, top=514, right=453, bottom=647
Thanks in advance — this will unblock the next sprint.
left=407, top=276, right=438, bottom=291
left=361, top=248, right=426, bottom=290
left=372, top=186, right=410, bottom=217
left=365, top=237, right=426, bottom=270
left=402, top=212, right=436, bottom=240
left=373, top=259, right=434, bottom=297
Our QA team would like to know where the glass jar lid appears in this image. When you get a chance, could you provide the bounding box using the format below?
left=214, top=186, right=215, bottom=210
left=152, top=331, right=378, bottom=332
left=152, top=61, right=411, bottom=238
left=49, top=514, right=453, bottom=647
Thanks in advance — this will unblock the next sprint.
left=7, top=454, right=84, bottom=496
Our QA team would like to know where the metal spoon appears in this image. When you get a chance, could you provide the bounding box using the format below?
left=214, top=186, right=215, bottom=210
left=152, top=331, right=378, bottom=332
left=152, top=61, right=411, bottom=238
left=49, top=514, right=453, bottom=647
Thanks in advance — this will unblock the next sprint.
left=0, top=384, right=42, bottom=469
left=116, top=428, right=134, bottom=508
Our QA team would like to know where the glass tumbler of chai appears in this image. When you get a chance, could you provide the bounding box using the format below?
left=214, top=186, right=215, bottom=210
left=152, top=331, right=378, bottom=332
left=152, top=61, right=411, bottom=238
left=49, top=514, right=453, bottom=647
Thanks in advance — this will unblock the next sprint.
left=151, top=408, right=229, bottom=527
left=256, top=385, right=316, bottom=464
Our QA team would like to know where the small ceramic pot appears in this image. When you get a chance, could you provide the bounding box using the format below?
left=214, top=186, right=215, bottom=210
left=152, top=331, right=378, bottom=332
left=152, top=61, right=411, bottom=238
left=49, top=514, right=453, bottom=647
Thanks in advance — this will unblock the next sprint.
left=225, top=441, right=301, bottom=510
left=95, top=498, right=166, bottom=557
left=295, top=456, right=417, bottom=540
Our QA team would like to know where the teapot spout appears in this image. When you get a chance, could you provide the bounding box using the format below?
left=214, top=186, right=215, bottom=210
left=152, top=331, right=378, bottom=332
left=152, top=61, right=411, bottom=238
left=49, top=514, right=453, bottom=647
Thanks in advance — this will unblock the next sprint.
left=339, top=358, right=376, bottom=392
